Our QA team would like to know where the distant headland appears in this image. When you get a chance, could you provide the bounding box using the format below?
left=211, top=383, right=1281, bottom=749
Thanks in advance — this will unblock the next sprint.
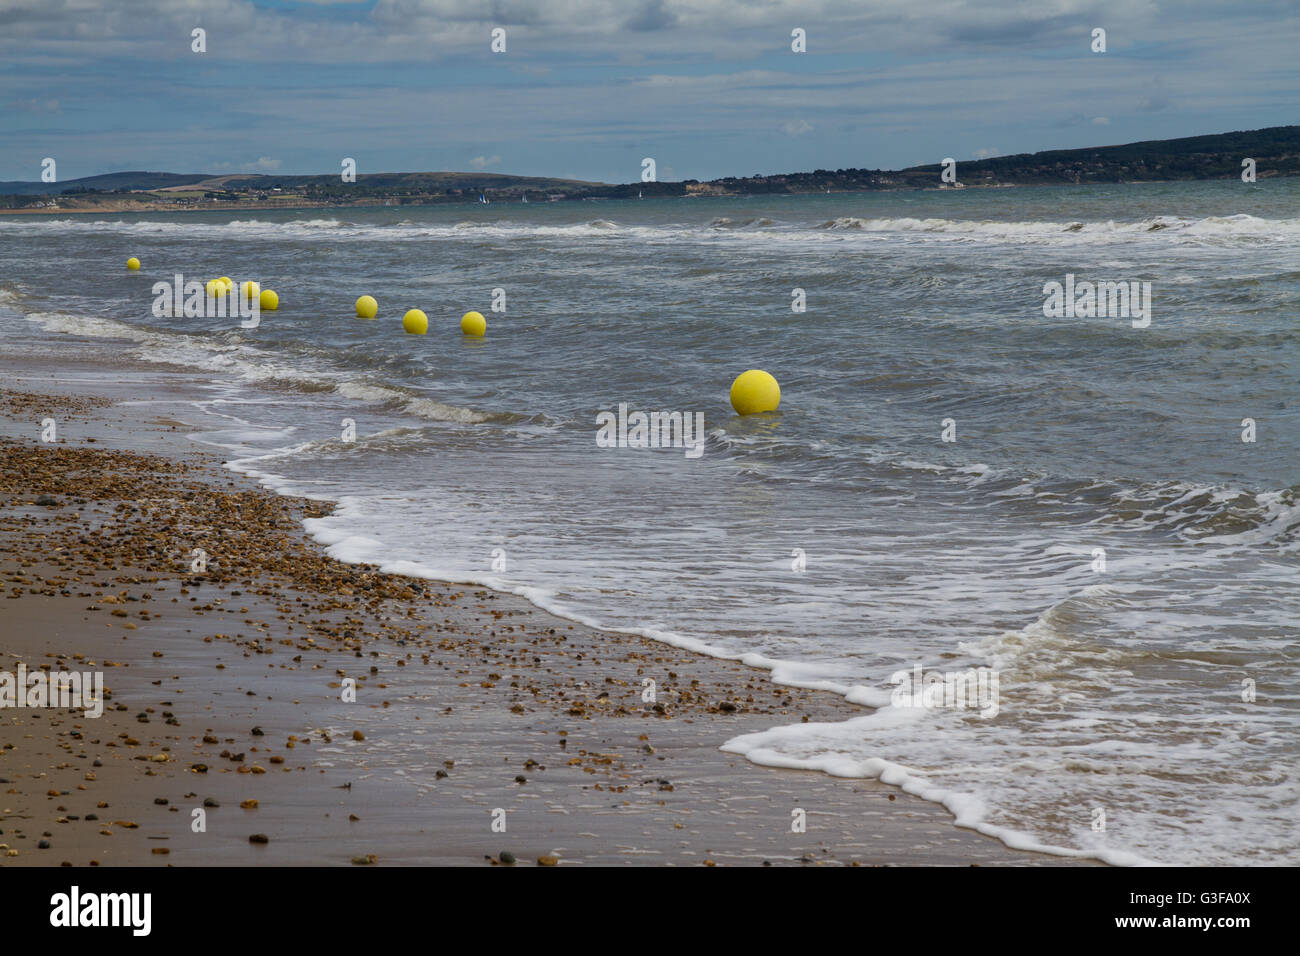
left=2, top=125, right=1296, bottom=214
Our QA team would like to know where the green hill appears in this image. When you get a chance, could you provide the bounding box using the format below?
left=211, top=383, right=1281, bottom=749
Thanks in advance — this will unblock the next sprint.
left=3, top=125, right=1296, bottom=206
left=0, top=171, right=213, bottom=196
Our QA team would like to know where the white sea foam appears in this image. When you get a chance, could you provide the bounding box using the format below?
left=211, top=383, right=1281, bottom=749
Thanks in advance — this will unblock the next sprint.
left=4, top=212, right=1298, bottom=247
left=19, top=307, right=495, bottom=427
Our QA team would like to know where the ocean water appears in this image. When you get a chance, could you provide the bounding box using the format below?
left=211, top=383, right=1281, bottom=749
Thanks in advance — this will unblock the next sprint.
left=2, top=180, right=1298, bottom=865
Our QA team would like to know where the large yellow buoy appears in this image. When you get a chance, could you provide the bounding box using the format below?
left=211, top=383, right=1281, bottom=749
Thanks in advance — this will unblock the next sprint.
left=460, top=310, right=486, bottom=336
left=356, top=295, right=378, bottom=319
left=259, top=289, right=279, bottom=311
left=218, top=276, right=233, bottom=289
left=403, top=309, right=428, bottom=334
left=240, top=280, right=261, bottom=303
left=729, top=369, right=781, bottom=415
left=205, top=279, right=224, bottom=297
left=126, top=257, right=140, bottom=271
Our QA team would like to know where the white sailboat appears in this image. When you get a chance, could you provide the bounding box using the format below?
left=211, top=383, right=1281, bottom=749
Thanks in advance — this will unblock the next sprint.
left=479, top=192, right=489, bottom=204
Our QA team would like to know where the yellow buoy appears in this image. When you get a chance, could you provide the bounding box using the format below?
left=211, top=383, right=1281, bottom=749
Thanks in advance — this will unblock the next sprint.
left=356, top=295, right=378, bottom=319
left=460, top=310, right=486, bottom=336
left=259, top=289, right=279, bottom=311
left=240, top=280, right=261, bottom=303
left=729, top=369, right=781, bottom=415
left=218, top=276, right=233, bottom=288
left=126, top=257, right=140, bottom=271
left=402, top=309, right=428, bottom=335
left=205, top=279, right=224, bottom=297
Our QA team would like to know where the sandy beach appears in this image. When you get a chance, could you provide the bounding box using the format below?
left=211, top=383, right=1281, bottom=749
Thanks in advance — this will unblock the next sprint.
left=0, top=349, right=1083, bottom=867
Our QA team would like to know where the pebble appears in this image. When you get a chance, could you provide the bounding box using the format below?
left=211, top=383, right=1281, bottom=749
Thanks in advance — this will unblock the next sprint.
left=0, top=430, right=849, bottom=870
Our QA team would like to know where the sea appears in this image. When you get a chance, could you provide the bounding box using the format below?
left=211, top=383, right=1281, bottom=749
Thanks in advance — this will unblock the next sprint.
left=2, top=179, right=1297, bottom=865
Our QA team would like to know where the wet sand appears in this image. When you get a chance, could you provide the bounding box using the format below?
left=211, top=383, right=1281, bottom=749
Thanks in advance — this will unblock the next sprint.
left=0, top=351, right=1086, bottom=866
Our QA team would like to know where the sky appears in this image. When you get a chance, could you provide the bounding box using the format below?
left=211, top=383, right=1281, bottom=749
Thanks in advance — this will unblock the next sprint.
left=0, top=0, right=1296, bottom=184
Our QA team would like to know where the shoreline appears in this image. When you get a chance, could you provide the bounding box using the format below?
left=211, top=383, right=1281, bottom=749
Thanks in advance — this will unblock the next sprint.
left=0, top=342, right=1094, bottom=867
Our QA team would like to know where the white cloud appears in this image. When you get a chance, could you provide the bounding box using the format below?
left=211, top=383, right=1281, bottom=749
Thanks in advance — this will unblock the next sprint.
left=0, top=0, right=1252, bottom=63
left=207, top=157, right=281, bottom=172
left=469, top=154, right=502, bottom=169
left=781, top=119, right=814, bottom=136
left=974, top=146, right=1000, bottom=158
left=1091, top=116, right=1111, bottom=125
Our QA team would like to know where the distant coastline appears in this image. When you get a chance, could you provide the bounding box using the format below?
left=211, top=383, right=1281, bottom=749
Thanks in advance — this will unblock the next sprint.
left=2, top=124, right=1296, bottom=215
